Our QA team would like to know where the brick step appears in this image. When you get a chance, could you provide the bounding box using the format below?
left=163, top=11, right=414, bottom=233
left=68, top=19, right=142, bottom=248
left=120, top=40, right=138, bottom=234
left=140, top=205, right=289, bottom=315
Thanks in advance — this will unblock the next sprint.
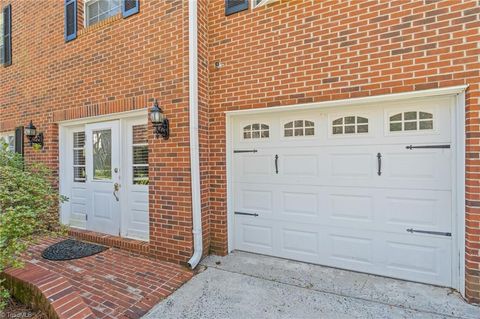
left=2, top=262, right=95, bottom=319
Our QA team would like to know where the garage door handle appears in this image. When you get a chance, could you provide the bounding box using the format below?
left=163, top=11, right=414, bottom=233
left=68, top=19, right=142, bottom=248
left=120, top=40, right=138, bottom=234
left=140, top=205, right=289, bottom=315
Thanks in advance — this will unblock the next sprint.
left=275, top=155, right=279, bottom=174
left=377, top=153, right=382, bottom=176
left=406, top=228, right=451, bottom=237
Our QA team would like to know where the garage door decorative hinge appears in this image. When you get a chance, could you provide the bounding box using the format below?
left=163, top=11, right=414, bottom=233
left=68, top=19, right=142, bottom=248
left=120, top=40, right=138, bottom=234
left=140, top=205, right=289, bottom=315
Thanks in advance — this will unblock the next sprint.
left=406, top=144, right=450, bottom=150
left=234, top=211, right=259, bottom=217
left=406, top=228, right=451, bottom=237
left=234, top=149, right=258, bottom=153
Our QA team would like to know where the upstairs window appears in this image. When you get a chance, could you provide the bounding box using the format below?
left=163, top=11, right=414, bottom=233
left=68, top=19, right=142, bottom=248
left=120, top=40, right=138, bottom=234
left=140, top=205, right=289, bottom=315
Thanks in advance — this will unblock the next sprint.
left=85, top=0, right=121, bottom=27
left=0, top=13, right=3, bottom=64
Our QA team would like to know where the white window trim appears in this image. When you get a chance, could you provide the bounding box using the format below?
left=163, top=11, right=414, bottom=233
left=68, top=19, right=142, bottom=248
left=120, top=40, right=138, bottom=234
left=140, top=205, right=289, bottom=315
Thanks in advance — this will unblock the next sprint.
left=0, top=132, right=15, bottom=152
left=253, top=0, right=278, bottom=9
left=328, top=113, right=372, bottom=138
left=281, top=119, right=316, bottom=139
left=384, top=107, right=439, bottom=136
left=84, top=0, right=121, bottom=28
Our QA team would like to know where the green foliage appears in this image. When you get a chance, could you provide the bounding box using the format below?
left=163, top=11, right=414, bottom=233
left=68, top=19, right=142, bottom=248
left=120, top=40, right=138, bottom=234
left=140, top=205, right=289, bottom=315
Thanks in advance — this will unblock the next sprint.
left=0, top=142, right=66, bottom=309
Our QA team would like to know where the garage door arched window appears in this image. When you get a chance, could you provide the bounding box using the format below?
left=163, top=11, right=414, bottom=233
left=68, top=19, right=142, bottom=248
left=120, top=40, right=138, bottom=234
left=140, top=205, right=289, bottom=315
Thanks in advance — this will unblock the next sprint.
left=389, top=111, right=433, bottom=132
left=284, top=120, right=315, bottom=137
left=332, top=116, right=369, bottom=135
left=244, top=123, right=269, bottom=139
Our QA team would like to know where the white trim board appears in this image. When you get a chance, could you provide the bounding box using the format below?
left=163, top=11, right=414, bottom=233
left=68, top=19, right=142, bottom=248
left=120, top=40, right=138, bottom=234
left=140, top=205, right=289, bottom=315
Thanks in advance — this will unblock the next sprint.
left=57, top=108, right=148, bottom=126
left=225, top=85, right=467, bottom=297
left=225, top=85, right=469, bottom=116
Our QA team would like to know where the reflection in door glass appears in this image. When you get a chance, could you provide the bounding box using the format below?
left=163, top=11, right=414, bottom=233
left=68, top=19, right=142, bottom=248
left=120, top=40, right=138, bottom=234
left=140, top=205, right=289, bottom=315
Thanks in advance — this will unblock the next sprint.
left=93, top=129, right=112, bottom=180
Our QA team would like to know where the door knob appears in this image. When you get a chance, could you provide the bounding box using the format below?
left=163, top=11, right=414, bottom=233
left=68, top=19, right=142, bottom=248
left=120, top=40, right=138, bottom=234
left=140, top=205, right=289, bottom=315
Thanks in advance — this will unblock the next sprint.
left=113, top=183, right=120, bottom=201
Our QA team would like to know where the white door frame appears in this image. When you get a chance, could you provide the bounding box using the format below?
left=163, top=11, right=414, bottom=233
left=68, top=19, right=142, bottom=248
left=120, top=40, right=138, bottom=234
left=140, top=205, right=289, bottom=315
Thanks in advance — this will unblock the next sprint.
left=59, top=109, right=148, bottom=237
left=225, top=85, right=467, bottom=295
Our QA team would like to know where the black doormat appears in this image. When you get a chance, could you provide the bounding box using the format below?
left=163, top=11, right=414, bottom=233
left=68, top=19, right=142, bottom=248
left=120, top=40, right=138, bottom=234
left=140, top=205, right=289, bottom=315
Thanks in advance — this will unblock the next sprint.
left=42, top=239, right=108, bottom=261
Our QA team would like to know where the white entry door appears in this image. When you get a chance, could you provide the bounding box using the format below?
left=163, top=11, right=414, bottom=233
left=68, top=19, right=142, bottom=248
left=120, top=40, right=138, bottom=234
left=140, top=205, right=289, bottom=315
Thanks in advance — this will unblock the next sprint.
left=233, top=96, right=454, bottom=287
left=85, top=121, right=121, bottom=236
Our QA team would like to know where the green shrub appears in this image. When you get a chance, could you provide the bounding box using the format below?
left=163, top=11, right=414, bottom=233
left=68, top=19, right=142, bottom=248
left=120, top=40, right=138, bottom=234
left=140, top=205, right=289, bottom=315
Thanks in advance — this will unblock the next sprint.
left=0, top=142, right=66, bottom=309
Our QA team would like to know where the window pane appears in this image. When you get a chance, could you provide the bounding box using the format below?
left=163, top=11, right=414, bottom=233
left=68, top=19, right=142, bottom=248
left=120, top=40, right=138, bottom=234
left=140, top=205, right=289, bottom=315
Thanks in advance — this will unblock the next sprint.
left=252, top=123, right=260, bottom=130
left=390, top=113, right=402, bottom=122
left=132, top=124, right=147, bottom=144
left=74, top=167, right=86, bottom=183
left=305, top=128, right=314, bottom=136
left=73, top=132, right=85, bottom=148
left=357, top=125, right=368, bottom=133
left=390, top=123, right=402, bottom=131
left=0, top=14, right=3, bottom=64
left=261, top=130, right=269, bottom=138
left=74, top=149, right=85, bottom=166
left=420, top=112, right=433, bottom=119
left=133, top=145, right=148, bottom=165
left=284, top=129, right=293, bottom=137
left=284, top=122, right=293, bottom=129
left=294, top=120, right=304, bottom=128
left=404, top=121, right=417, bottom=131
left=420, top=120, right=433, bottom=130
left=252, top=131, right=260, bottom=138
left=244, top=132, right=251, bottom=139
left=333, top=126, right=343, bottom=135
left=294, top=128, right=303, bottom=136
left=92, top=129, right=112, bottom=180
left=345, top=116, right=355, bottom=124
left=404, top=111, right=417, bottom=120
left=261, top=124, right=269, bottom=130
left=305, top=121, right=314, bottom=127
left=345, top=125, right=355, bottom=134
left=133, top=166, right=149, bottom=185
left=333, top=118, right=343, bottom=125
left=357, top=117, right=368, bottom=124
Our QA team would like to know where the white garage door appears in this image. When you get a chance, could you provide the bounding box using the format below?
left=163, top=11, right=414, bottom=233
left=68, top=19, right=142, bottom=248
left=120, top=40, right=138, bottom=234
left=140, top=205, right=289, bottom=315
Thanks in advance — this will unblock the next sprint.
left=232, top=96, right=455, bottom=287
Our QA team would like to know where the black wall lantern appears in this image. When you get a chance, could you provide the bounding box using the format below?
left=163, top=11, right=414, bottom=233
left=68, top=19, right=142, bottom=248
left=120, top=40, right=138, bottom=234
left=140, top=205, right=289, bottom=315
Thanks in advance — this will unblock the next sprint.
left=24, top=121, right=44, bottom=148
left=150, top=100, right=169, bottom=140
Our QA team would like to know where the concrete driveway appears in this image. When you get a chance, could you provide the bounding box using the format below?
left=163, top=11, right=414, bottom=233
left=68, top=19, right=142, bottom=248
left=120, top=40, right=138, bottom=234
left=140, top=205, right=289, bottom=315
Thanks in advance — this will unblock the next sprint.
left=144, top=252, right=480, bottom=319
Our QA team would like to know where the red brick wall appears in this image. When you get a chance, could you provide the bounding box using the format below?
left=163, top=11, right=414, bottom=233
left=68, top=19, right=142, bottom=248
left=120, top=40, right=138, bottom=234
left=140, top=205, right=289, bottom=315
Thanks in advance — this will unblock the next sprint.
left=0, top=0, right=195, bottom=265
left=206, top=0, right=480, bottom=301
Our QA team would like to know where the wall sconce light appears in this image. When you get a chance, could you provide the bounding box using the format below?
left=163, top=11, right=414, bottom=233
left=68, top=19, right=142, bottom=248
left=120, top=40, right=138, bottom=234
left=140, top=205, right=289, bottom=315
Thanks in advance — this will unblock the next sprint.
left=24, top=120, right=44, bottom=148
left=150, top=100, right=169, bottom=140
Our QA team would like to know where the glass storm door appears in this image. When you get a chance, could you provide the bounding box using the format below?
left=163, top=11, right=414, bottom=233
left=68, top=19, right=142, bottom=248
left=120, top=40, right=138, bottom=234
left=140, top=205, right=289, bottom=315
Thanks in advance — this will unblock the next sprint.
left=85, top=121, right=121, bottom=236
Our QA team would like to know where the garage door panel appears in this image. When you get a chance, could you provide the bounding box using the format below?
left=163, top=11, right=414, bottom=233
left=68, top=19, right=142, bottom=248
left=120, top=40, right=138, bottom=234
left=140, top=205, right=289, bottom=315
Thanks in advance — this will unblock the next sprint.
left=329, top=193, right=375, bottom=222
left=233, top=97, right=454, bottom=287
left=282, top=154, right=319, bottom=177
left=383, top=148, right=451, bottom=189
left=382, top=235, right=451, bottom=285
left=235, top=154, right=273, bottom=179
left=235, top=218, right=274, bottom=254
left=383, top=191, right=451, bottom=230
left=330, top=152, right=375, bottom=178
left=235, top=185, right=274, bottom=215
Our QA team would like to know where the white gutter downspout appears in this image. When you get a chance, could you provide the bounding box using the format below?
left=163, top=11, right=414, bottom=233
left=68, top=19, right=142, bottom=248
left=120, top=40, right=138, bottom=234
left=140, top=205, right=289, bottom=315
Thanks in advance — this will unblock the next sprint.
left=187, top=0, right=202, bottom=269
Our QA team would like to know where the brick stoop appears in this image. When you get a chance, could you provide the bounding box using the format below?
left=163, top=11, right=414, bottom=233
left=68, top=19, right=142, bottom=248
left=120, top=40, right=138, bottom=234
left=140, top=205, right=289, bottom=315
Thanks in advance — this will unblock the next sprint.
left=2, top=237, right=194, bottom=319
left=68, top=228, right=150, bottom=257
left=2, top=263, right=95, bottom=319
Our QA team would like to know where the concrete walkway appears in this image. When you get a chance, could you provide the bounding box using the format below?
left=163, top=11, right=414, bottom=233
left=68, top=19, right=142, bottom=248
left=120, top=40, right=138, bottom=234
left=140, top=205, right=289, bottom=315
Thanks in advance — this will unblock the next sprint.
left=144, top=252, right=480, bottom=319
